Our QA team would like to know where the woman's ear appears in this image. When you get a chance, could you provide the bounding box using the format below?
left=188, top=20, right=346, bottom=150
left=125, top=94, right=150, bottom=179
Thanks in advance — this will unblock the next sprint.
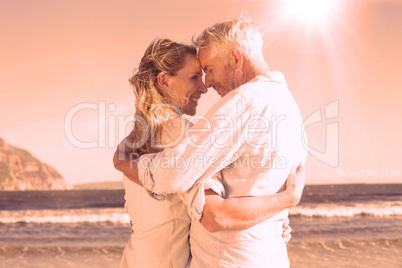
left=229, top=47, right=243, bottom=70
left=157, top=72, right=170, bottom=90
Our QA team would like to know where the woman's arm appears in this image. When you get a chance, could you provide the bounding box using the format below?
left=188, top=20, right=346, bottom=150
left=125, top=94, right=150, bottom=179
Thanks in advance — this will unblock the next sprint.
left=200, top=165, right=304, bottom=233
left=113, top=129, right=142, bottom=186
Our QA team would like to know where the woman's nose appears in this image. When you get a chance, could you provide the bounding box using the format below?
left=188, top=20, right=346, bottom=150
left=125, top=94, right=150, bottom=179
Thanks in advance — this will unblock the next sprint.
left=199, top=82, right=208, bottom=94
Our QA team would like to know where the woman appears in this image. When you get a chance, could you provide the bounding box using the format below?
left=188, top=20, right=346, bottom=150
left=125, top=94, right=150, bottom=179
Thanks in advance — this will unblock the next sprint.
left=117, top=39, right=304, bottom=267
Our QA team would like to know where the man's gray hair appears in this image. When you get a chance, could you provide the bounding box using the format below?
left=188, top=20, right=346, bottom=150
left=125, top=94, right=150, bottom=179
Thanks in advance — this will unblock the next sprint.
left=193, top=14, right=264, bottom=63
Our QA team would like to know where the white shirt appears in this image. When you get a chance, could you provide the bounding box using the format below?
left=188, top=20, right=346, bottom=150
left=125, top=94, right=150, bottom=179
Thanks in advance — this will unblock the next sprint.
left=138, top=71, right=307, bottom=267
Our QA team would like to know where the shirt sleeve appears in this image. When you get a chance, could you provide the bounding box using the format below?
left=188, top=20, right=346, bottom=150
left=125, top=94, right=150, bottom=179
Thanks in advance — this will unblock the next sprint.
left=138, top=91, right=255, bottom=195
left=178, top=171, right=225, bottom=221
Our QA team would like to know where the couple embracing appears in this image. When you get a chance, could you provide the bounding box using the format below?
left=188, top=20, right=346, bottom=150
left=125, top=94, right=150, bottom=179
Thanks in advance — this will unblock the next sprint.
left=114, top=15, right=307, bottom=268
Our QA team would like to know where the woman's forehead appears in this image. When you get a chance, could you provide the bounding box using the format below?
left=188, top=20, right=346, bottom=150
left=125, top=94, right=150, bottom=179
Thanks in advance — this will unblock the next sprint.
left=179, top=54, right=202, bottom=73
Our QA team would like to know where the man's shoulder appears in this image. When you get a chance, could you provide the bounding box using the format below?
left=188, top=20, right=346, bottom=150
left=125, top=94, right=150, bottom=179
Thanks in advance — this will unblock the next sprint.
left=201, top=71, right=291, bottom=118
left=237, top=71, right=288, bottom=94
left=235, top=74, right=289, bottom=107
left=204, top=88, right=250, bottom=117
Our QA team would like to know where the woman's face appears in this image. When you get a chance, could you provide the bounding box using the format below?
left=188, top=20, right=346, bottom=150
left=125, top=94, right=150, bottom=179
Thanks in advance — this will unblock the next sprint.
left=167, top=53, right=207, bottom=116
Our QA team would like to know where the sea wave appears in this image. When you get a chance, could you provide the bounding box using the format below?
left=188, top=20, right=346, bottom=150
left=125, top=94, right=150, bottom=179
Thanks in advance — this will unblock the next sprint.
left=0, top=245, right=125, bottom=254
left=0, top=208, right=130, bottom=224
left=289, top=201, right=402, bottom=217
left=1, top=202, right=402, bottom=224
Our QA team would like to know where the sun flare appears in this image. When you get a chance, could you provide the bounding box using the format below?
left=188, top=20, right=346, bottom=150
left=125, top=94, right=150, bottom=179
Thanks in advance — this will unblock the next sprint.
left=285, top=0, right=337, bottom=24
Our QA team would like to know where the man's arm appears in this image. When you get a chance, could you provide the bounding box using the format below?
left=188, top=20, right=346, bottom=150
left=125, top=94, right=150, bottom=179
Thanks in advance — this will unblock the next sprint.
left=136, top=93, right=256, bottom=194
left=200, top=165, right=304, bottom=233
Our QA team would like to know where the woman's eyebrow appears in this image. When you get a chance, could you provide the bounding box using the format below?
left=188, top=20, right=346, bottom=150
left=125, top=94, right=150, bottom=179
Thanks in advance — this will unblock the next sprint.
left=190, top=71, right=202, bottom=75
left=202, top=65, right=211, bottom=72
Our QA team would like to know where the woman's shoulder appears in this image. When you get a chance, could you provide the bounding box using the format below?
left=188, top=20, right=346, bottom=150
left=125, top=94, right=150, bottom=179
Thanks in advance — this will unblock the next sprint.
left=160, top=116, right=192, bottom=146
left=168, top=116, right=193, bottom=128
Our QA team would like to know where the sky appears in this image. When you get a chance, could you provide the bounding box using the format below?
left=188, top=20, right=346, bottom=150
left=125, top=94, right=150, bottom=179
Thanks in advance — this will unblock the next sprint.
left=1, top=0, right=401, bottom=185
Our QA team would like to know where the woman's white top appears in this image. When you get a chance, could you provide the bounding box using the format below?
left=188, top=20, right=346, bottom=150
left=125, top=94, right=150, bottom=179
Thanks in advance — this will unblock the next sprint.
left=120, top=117, right=224, bottom=268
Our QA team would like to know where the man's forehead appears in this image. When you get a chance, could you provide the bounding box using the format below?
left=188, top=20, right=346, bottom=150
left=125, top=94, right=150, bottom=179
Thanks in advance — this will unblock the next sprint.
left=198, top=46, right=214, bottom=70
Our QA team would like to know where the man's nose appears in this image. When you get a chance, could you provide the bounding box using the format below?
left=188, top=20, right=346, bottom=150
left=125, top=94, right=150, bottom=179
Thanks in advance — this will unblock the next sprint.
left=204, top=74, right=213, bottom=89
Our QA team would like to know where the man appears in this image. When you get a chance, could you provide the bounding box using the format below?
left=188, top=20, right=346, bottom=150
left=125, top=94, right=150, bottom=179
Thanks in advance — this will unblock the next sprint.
left=115, top=16, right=307, bottom=267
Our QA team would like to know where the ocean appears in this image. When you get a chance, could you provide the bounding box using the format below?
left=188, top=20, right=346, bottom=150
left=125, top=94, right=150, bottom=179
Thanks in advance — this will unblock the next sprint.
left=1, top=184, right=401, bottom=268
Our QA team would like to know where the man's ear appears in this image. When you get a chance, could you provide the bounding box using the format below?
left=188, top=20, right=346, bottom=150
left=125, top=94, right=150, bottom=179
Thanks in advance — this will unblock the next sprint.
left=157, top=72, right=170, bottom=90
left=229, top=47, right=243, bottom=69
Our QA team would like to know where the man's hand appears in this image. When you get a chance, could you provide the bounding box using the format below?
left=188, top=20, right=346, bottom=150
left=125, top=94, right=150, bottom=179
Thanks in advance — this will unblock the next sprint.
left=284, top=164, right=305, bottom=206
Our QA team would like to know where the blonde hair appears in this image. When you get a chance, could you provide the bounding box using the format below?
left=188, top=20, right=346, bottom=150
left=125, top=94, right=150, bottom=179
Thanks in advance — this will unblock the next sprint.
left=129, top=38, right=196, bottom=154
left=194, top=15, right=264, bottom=64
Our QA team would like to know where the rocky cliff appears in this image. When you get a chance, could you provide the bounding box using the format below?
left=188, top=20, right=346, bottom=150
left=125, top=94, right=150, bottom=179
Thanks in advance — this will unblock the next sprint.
left=0, top=137, right=67, bottom=191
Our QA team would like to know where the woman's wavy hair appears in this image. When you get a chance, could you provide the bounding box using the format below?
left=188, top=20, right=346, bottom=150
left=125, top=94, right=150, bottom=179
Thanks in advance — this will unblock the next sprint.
left=129, top=38, right=196, bottom=154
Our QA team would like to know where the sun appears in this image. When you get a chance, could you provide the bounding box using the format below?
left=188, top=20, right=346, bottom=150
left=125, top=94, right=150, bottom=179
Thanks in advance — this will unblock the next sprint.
left=284, top=0, right=337, bottom=24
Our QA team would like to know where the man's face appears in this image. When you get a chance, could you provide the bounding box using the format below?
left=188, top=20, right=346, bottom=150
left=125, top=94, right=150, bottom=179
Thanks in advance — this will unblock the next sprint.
left=198, top=44, right=242, bottom=98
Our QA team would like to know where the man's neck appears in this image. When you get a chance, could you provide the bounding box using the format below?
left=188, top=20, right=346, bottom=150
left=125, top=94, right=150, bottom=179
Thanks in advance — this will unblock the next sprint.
left=243, top=59, right=269, bottom=84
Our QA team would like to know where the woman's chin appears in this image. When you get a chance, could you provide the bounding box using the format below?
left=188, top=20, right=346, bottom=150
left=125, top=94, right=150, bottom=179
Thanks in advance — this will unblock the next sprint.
left=184, top=108, right=197, bottom=116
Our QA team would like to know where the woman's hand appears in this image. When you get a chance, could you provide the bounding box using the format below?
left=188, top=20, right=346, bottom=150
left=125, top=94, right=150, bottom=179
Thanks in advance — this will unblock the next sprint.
left=113, top=129, right=143, bottom=186
left=284, top=164, right=305, bottom=206
left=113, top=129, right=137, bottom=171
left=280, top=165, right=304, bottom=245
left=282, top=217, right=292, bottom=245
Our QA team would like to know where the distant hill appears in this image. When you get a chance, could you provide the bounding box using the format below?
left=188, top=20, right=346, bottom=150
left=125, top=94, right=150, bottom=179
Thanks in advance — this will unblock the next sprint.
left=0, top=137, right=67, bottom=191
left=73, top=180, right=123, bottom=190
